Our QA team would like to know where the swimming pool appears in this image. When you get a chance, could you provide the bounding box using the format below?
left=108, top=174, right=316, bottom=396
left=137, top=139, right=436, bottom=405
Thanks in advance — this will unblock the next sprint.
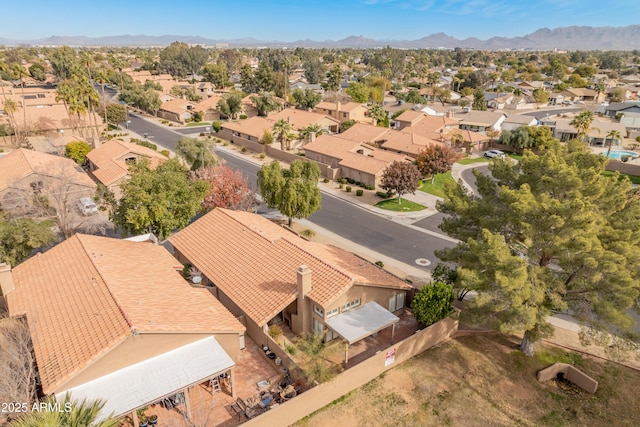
left=604, top=150, right=638, bottom=160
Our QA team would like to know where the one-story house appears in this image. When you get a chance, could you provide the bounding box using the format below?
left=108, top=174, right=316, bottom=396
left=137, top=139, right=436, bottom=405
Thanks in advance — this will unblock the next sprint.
left=168, top=209, right=412, bottom=350
left=0, top=234, right=245, bottom=422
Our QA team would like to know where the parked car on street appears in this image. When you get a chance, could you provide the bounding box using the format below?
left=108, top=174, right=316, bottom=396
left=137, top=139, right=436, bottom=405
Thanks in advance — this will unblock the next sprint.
left=484, top=150, right=506, bottom=159
left=77, top=197, right=98, bottom=215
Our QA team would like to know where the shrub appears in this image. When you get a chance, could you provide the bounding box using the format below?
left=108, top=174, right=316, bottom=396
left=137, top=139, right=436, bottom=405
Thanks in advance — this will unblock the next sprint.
left=296, top=152, right=306, bottom=156
left=300, top=229, right=316, bottom=239
left=339, top=183, right=343, bottom=189
left=375, top=260, right=384, bottom=268
left=259, top=153, right=266, bottom=159
left=239, top=114, right=248, bottom=120
left=376, top=191, right=391, bottom=198
left=340, top=178, right=347, bottom=184
left=268, top=324, right=283, bottom=339
left=323, top=178, right=329, bottom=183
left=368, top=185, right=375, bottom=190
left=212, top=121, right=222, bottom=132
left=411, top=282, right=454, bottom=327
left=345, top=186, right=352, bottom=192
left=160, top=149, right=170, bottom=158
left=199, top=132, right=205, bottom=137
left=223, top=141, right=229, bottom=146
left=285, top=344, right=296, bottom=355
left=356, top=189, right=364, bottom=196
left=636, top=136, right=640, bottom=143
left=241, top=147, right=247, bottom=153
left=621, top=155, right=631, bottom=163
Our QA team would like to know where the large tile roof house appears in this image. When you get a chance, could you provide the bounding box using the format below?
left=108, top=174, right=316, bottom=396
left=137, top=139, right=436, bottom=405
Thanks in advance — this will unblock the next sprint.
left=0, top=234, right=244, bottom=419
left=169, top=208, right=412, bottom=345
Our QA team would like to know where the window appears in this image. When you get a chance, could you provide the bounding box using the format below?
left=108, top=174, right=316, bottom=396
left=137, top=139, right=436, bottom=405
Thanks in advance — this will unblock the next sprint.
left=326, top=308, right=339, bottom=318
left=389, top=292, right=405, bottom=312
left=313, top=305, right=324, bottom=316
left=342, top=298, right=361, bottom=312
left=342, top=112, right=348, bottom=118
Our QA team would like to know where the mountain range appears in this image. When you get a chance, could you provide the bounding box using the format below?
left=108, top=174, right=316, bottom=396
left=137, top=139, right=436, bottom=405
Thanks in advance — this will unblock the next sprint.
left=1, top=25, right=639, bottom=50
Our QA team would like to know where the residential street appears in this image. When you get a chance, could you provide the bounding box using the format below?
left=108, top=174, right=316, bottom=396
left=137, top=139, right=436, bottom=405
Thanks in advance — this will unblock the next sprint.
left=124, top=114, right=456, bottom=276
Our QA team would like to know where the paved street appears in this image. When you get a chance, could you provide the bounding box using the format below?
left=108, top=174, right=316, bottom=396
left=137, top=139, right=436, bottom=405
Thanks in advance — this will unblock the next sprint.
left=124, top=114, right=455, bottom=275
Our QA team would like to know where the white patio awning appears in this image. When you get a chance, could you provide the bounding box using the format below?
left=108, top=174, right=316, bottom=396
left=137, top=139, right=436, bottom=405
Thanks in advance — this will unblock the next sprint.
left=325, top=301, right=399, bottom=345
left=59, top=336, right=234, bottom=419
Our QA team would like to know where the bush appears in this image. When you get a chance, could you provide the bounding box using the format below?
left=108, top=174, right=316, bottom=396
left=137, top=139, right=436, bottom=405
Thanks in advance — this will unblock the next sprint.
left=368, top=185, right=376, bottom=190
left=621, top=155, right=631, bottom=162
left=411, top=282, right=454, bottom=327
left=340, top=178, right=347, bottom=184
left=239, top=114, right=248, bottom=120
left=199, top=132, right=205, bottom=136
left=259, top=153, right=266, bottom=159
left=160, top=149, right=170, bottom=158
left=241, top=147, right=247, bottom=153
left=300, top=229, right=316, bottom=239
left=212, top=121, right=222, bottom=132
left=268, top=324, right=283, bottom=339
left=376, top=191, right=391, bottom=198
left=636, top=136, right=640, bottom=143
left=356, top=189, right=364, bottom=196
left=339, top=184, right=343, bottom=189
left=296, top=152, right=306, bottom=156
left=285, top=344, right=296, bottom=355
left=345, top=186, right=352, bottom=192
left=375, top=260, right=384, bottom=268
left=323, top=178, right=329, bottom=183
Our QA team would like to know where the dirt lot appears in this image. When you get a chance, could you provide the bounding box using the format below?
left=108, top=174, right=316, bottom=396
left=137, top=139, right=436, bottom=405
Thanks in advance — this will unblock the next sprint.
left=295, top=333, right=640, bottom=427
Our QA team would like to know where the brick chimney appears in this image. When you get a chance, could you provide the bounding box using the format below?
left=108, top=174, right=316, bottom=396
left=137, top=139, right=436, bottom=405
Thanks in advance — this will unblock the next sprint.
left=297, top=265, right=311, bottom=298
left=0, top=263, right=16, bottom=296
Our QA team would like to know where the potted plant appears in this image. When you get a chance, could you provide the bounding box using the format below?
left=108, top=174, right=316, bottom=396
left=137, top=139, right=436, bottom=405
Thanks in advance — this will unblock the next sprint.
left=148, top=414, right=158, bottom=426
left=137, top=407, right=149, bottom=427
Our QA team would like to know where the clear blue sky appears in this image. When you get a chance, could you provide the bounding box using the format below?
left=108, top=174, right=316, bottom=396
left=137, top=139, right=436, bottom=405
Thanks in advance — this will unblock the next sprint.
left=3, top=0, right=640, bottom=41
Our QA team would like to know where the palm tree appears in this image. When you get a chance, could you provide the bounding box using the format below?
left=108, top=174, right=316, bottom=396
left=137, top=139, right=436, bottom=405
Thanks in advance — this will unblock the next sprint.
left=2, top=98, right=19, bottom=145
left=10, top=394, right=119, bottom=427
left=570, top=111, right=595, bottom=143
left=94, top=69, right=110, bottom=133
left=299, top=123, right=324, bottom=143
left=367, top=103, right=387, bottom=127
left=272, top=119, right=296, bottom=151
left=12, top=64, right=29, bottom=142
left=605, top=130, right=622, bottom=158
left=250, top=92, right=282, bottom=117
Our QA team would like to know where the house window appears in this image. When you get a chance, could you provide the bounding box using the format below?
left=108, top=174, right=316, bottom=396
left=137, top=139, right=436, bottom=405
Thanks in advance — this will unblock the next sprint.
left=313, top=305, right=324, bottom=316
left=326, top=308, right=339, bottom=318
left=342, top=112, right=348, bottom=118
left=342, top=298, right=361, bottom=312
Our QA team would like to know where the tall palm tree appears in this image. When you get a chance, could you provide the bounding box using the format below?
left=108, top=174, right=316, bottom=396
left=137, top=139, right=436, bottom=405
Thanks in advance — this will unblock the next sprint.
left=272, top=119, right=296, bottom=151
left=570, top=111, right=595, bottom=143
left=10, top=394, right=119, bottom=427
left=3, top=97, right=19, bottom=145
left=12, top=64, right=29, bottom=142
left=94, top=68, right=110, bottom=133
left=605, top=130, right=622, bottom=158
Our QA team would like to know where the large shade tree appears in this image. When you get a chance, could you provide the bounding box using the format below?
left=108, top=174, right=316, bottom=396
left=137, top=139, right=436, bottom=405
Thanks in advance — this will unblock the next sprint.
left=110, top=158, right=208, bottom=239
left=190, top=165, right=256, bottom=211
left=380, top=161, right=421, bottom=203
left=415, top=144, right=462, bottom=183
left=257, top=160, right=321, bottom=226
left=436, top=140, right=640, bottom=355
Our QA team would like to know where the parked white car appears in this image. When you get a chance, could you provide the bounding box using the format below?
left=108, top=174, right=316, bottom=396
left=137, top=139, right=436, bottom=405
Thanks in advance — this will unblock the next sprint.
left=484, top=150, right=506, bottom=159
left=77, top=197, right=98, bottom=216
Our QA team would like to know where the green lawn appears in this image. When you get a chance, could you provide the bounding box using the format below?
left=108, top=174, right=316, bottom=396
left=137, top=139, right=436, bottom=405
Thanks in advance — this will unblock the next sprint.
left=418, top=172, right=456, bottom=198
left=602, top=170, right=640, bottom=185
left=375, top=197, right=426, bottom=212
left=186, top=121, right=210, bottom=127
left=456, top=157, right=490, bottom=165
left=507, top=153, right=523, bottom=161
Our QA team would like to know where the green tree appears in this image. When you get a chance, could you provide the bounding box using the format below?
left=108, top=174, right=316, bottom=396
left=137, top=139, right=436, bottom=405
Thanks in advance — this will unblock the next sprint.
left=104, top=103, right=127, bottom=125
left=49, top=46, right=79, bottom=80
left=472, top=88, right=487, bottom=111
left=532, top=88, right=549, bottom=107
left=255, top=60, right=276, bottom=92
left=201, top=63, right=229, bottom=88
left=272, top=119, right=297, bottom=151
left=250, top=92, right=281, bottom=116
left=65, top=141, right=92, bottom=165
left=257, top=160, right=321, bottom=226
left=28, top=63, right=46, bottom=81
left=380, top=161, right=421, bottom=203
left=345, top=82, right=370, bottom=103
left=322, top=64, right=342, bottom=92
left=341, top=119, right=357, bottom=131
left=299, top=123, right=324, bottom=143
left=411, top=282, right=454, bottom=326
left=159, top=41, right=208, bottom=78
left=570, top=110, right=595, bottom=143
left=303, top=58, right=326, bottom=85
left=609, top=87, right=626, bottom=103
left=291, top=88, right=322, bottom=110
left=367, top=103, right=388, bottom=127
left=436, top=140, right=640, bottom=355
left=239, top=64, right=256, bottom=93
left=10, top=394, right=119, bottom=427
left=110, top=158, right=208, bottom=239
left=217, top=92, right=243, bottom=119
left=0, top=216, right=55, bottom=266
left=175, top=137, right=218, bottom=170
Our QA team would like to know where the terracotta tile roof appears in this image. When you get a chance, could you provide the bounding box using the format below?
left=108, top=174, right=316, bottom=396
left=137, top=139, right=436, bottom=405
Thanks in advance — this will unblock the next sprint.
left=168, top=209, right=410, bottom=325
left=338, top=155, right=392, bottom=175
left=337, top=123, right=388, bottom=143
left=270, top=108, right=340, bottom=130
left=395, top=109, right=425, bottom=124
left=0, top=148, right=96, bottom=192
left=159, top=98, right=197, bottom=115
left=7, top=234, right=243, bottom=394
left=303, top=134, right=361, bottom=159
left=380, top=132, right=439, bottom=157
left=221, top=116, right=276, bottom=139
left=86, top=139, right=167, bottom=186
left=0, top=103, right=103, bottom=133
left=400, top=115, right=459, bottom=140
left=315, top=101, right=364, bottom=113
left=194, top=94, right=224, bottom=111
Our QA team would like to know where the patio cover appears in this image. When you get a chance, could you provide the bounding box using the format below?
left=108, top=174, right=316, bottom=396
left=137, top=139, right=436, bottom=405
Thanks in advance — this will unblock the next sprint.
left=59, top=336, right=234, bottom=419
left=325, top=301, right=399, bottom=345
